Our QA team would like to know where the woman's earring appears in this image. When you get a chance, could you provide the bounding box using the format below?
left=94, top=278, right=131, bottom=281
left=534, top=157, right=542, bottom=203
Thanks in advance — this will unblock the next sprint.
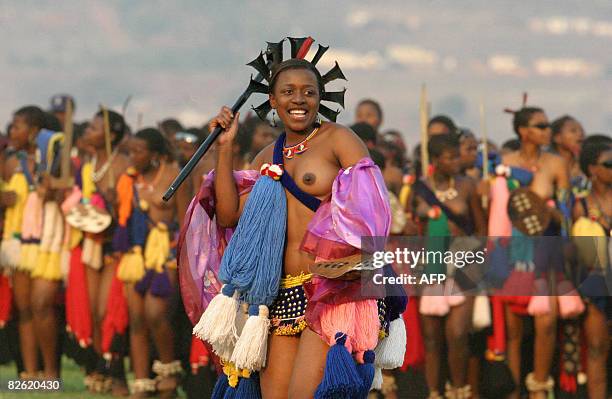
left=271, top=110, right=277, bottom=128
left=151, top=158, right=160, bottom=169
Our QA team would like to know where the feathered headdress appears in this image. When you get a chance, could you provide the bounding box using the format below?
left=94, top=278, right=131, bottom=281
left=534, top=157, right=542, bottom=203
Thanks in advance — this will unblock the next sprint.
left=245, top=37, right=347, bottom=122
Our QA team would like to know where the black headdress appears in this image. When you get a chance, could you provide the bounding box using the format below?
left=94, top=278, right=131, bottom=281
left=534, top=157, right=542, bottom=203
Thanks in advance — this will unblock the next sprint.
left=245, top=37, right=347, bottom=122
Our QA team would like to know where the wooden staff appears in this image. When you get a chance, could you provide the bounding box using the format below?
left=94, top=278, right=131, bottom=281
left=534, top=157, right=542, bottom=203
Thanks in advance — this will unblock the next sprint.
left=480, top=98, right=489, bottom=209
left=100, top=105, right=115, bottom=189
left=419, top=84, right=429, bottom=177
left=51, top=100, right=74, bottom=189
left=137, top=112, right=143, bottom=132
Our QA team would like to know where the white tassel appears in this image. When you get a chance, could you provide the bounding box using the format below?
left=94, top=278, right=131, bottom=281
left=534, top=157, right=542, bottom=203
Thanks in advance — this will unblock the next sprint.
left=445, top=277, right=466, bottom=307
left=374, top=316, right=406, bottom=369
left=371, top=367, right=383, bottom=391
left=472, top=295, right=491, bottom=330
left=50, top=205, right=64, bottom=254
left=230, top=305, right=270, bottom=371
left=192, top=285, right=239, bottom=359
left=60, top=249, right=71, bottom=282
left=419, top=284, right=450, bottom=316
left=90, top=240, right=103, bottom=270
left=0, top=239, right=9, bottom=266
left=82, top=237, right=94, bottom=266
left=235, top=302, right=249, bottom=336
left=1, top=238, right=21, bottom=268
left=39, top=202, right=57, bottom=252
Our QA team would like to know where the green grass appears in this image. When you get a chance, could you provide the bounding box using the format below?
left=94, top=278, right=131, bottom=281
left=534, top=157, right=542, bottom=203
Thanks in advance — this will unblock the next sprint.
left=0, top=358, right=187, bottom=398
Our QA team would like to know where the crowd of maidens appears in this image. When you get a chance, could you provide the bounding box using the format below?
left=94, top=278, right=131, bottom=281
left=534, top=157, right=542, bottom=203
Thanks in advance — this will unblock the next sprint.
left=0, top=93, right=610, bottom=398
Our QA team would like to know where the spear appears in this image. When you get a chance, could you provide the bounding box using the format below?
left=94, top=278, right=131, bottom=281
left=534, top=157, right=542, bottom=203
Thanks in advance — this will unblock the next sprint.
left=51, top=99, right=75, bottom=189
left=136, top=112, right=143, bottom=132
left=100, top=104, right=115, bottom=189
left=419, top=84, right=429, bottom=177
left=162, top=76, right=267, bottom=201
left=480, top=98, right=489, bottom=209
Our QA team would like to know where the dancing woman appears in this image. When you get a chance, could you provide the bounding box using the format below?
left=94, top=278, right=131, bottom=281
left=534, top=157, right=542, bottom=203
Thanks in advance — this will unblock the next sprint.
left=180, top=40, right=404, bottom=399
left=116, top=128, right=190, bottom=398
left=70, top=109, right=130, bottom=394
left=1, top=106, right=64, bottom=378
left=410, top=133, right=487, bottom=398
left=571, top=136, right=612, bottom=399
left=491, top=106, right=570, bottom=399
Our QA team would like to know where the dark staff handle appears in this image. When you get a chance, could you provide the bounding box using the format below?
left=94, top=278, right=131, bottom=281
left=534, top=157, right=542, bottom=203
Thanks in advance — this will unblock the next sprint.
left=162, top=71, right=267, bottom=201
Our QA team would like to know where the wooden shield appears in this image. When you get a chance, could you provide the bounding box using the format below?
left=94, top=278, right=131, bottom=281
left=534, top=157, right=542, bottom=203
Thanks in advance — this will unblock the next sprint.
left=65, top=203, right=112, bottom=234
left=507, top=187, right=550, bottom=236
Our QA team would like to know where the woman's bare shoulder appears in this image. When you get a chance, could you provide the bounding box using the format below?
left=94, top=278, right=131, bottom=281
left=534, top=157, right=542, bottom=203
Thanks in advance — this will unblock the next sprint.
left=326, top=123, right=368, bottom=166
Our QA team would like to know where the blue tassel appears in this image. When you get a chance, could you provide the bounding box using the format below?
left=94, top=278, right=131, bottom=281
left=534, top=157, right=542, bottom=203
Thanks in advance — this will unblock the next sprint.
left=356, top=350, right=375, bottom=399
left=383, top=265, right=408, bottom=320
left=129, top=206, right=148, bottom=247
left=150, top=270, right=173, bottom=297
left=580, top=272, right=608, bottom=300
left=219, top=176, right=287, bottom=306
left=134, top=269, right=174, bottom=298
left=485, top=239, right=510, bottom=287
left=211, top=374, right=229, bottom=399
left=235, top=373, right=261, bottom=399
left=222, top=385, right=236, bottom=399
left=314, top=332, right=362, bottom=399
left=509, top=228, right=533, bottom=263
left=112, top=226, right=129, bottom=252
left=134, top=269, right=154, bottom=296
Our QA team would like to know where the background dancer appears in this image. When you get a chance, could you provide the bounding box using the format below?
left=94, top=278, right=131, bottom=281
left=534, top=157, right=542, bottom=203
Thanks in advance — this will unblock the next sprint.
left=120, top=128, right=190, bottom=398
left=571, top=135, right=612, bottom=399
left=5, top=106, right=63, bottom=379
left=78, top=109, right=130, bottom=395
left=498, top=106, right=569, bottom=399
left=410, top=133, right=486, bottom=398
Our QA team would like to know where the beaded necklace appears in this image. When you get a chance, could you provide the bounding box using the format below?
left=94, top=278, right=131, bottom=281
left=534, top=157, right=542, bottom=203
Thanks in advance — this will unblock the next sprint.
left=282, top=124, right=321, bottom=159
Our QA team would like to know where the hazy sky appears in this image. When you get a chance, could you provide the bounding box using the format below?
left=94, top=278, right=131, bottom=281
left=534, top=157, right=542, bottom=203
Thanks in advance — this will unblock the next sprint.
left=1, top=0, right=611, bottom=147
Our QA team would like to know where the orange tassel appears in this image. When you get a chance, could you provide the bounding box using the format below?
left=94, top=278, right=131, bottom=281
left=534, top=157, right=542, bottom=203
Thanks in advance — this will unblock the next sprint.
left=116, top=173, right=134, bottom=227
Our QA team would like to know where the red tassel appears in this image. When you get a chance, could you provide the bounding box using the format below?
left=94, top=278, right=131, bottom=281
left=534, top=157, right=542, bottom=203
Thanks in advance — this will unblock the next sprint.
left=189, top=336, right=210, bottom=374
left=401, top=298, right=425, bottom=370
left=101, top=266, right=128, bottom=356
left=488, top=296, right=506, bottom=354
left=66, top=246, right=92, bottom=346
left=296, top=37, right=314, bottom=60
left=0, top=273, right=12, bottom=327
left=559, top=370, right=577, bottom=393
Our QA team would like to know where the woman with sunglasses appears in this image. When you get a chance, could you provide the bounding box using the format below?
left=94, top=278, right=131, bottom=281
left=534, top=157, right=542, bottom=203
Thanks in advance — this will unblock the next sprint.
left=492, top=106, right=570, bottom=399
left=571, top=135, right=612, bottom=399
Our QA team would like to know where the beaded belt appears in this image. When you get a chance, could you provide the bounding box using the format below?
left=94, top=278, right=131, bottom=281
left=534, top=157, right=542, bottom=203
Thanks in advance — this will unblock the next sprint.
left=269, top=273, right=312, bottom=336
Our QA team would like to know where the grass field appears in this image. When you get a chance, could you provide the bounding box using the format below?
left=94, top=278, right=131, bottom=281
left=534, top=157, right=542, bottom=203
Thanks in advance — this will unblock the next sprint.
left=0, top=358, right=188, bottom=398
